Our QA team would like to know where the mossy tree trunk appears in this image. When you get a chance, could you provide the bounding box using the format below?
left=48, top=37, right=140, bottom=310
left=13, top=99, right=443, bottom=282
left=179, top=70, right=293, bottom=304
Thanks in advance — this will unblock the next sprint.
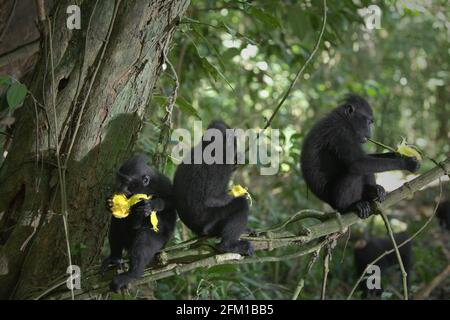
left=0, top=0, right=189, bottom=299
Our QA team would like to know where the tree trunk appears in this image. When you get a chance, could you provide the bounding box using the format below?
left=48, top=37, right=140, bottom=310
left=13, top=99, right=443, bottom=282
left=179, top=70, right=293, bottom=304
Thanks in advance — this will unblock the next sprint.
left=0, top=0, right=189, bottom=299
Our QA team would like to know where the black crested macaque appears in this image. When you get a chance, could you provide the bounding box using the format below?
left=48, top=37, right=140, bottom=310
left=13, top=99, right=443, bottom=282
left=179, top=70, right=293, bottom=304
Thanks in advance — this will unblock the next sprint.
left=173, top=120, right=253, bottom=256
left=300, top=94, right=420, bottom=219
left=437, top=200, right=450, bottom=231
left=101, top=154, right=176, bottom=292
left=354, top=232, right=413, bottom=298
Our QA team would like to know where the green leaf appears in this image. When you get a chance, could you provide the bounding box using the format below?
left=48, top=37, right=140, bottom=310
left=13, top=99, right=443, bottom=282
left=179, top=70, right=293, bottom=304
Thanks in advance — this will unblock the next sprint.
left=153, top=95, right=201, bottom=120
left=0, top=75, right=10, bottom=87
left=152, top=94, right=168, bottom=105
left=366, top=87, right=377, bottom=97
left=248, top=6, right=280, bottom=28
left=176, top=96, right=201, bottom=120
left=6, top=83, right=27, bottom=110
left=0, top=93, right=8, bottom=112
left=192, top=27, right=226, bottom=71
left=200, top=57, right=219, bottom=80
left=220, top=22, right=256, bottom=44
left=222, top=47, right=241, bottom=61
left=207, top=264, right=238, bottom=275
left=200, top=57, right=234, bottom=91
left=187, top=32, right=234, bottom=91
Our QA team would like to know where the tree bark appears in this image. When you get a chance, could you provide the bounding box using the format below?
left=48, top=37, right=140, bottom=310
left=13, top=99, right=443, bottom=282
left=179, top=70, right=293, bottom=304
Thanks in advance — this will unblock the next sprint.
left=0, top=0, right=189, bottom=299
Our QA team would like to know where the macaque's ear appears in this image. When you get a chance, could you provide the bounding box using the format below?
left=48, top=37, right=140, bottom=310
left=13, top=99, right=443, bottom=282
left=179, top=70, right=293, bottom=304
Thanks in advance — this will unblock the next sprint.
left=345, top=104, right=355, bottom=115
left=142, top=175, right=150, bottom=187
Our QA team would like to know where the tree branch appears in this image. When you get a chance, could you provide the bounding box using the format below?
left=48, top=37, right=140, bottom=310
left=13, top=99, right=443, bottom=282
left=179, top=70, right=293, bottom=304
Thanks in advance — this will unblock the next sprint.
left=35, top=157, right=450, bottom=299
left=261, top=0, right=327, bottom=132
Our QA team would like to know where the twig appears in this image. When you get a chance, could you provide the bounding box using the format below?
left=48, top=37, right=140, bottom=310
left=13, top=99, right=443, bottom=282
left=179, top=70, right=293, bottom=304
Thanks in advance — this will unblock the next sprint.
left=34, top=280, right=67, bottom=300
left=292, top=248, right=321, bottom=300
left=60, top=0, right=99, bottom=155
left=265, top=209, right=329, bottom=232
left=347, top=176, right=445, bottom=299
left=379, top=208, right=408, bottom=300
left=367, top=138, right=397, bottom=153
left=260, top=0, right=327, bottom=133
left=64, top=0, right=116, bottom=165
left=153, top=47, right=179, bottom=171
left=42, top=7, right=76, bottom=300
left=40, top=239, right=328, bottom=300
left=242, top=0, right=327, bottom=159
left=321, top=244, right=331, bottom=300
left=340, top=227, right=351, bottom=263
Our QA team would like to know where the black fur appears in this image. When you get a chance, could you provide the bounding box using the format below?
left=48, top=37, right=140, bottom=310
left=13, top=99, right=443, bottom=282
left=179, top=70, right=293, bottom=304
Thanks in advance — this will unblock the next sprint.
left=101, top=154, right=176, bottom=292
left=437, top=200, right=450, bottom=231
left=300, top=94, right=420, bottom=219
left=354, top=232, right=413, bottom=298
left=173, top=120, right=253, bottom=256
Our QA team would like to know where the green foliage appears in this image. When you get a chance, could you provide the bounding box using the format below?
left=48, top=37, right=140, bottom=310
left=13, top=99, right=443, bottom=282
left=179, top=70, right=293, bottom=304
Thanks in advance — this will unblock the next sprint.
left=6, top=83, right=27, bottom=110
left=247, top=6, right=281, bottom=28
left=0, top=76, right=28, bottom=111
left=176, top=96, right=202, bottom=120
left=0, top=75, right=10, bottom=86
left=137, top=0, right=450, bottom=299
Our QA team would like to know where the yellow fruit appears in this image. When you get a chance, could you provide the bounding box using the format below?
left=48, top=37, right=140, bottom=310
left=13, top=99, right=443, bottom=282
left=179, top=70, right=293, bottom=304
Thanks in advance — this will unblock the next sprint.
left=150, top=211, right=159, bottom=232
left=396, top=138, right=422, bottom=161
left=111, top=193, right=151, bottom=219
left=229, top=184, right=253, bottom=206
left=229, top=185, right=248, bottom=197
left=111, top=194, right=130, bottom=218
left=128, top=194, right=151, bottom=206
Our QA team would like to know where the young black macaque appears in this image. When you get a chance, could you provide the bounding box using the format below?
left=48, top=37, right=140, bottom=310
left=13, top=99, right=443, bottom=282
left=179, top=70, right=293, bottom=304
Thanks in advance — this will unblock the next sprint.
left=301, top=94, right=420, bottom=219
left=101, top=154, right=176, bottom=292
left=354, top=232, right=413, bottom=299
left=173, top=120, right=253, bottom=256
left=437, top=200, right=450, bottom=231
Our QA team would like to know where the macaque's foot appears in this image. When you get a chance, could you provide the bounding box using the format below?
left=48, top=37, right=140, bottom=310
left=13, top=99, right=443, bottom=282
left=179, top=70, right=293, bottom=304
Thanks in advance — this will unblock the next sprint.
left=100, top=256, right=122, bottom=276
left=244, top=227, right=258, bottom=237
left=366, top=184, right=386, bottom=202
left=218, top=239, right=254, bottom=256
left=110, top=274, right=134, bottom=293
left=353, top=201, right=372, bottom=219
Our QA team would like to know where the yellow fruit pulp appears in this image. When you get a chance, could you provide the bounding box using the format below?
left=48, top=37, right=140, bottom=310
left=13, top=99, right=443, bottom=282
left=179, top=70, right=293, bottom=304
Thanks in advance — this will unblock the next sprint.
left=396, top=138, right=422, bottom=161
left=111, top=193, right=151, bottom=219
left=229, top=185, right=248, bottom=197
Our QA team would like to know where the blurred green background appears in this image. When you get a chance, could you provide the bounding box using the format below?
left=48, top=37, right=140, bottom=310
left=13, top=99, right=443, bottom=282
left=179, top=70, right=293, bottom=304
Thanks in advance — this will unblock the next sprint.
left=134, top=0, right=450, bottom=300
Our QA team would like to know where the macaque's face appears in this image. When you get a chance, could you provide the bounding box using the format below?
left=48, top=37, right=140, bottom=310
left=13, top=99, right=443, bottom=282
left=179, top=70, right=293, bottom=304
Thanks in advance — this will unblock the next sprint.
left=115, top=170, right=150, bottom=197
left=342, top=102, right=374, bottom=144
